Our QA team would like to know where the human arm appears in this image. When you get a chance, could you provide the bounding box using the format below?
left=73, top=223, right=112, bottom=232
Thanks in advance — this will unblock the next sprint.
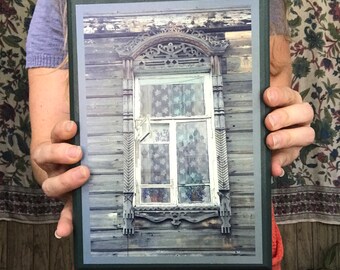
left=25, top=0, right=89, bottom=238
left=29, top=68, right=90, bottom=238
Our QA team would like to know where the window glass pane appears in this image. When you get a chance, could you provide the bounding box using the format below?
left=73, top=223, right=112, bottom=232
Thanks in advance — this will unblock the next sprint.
left=171, top=83, right=205, bottom=116
left=141, top=144, right=170, bottom=184
left=143, top=124, right=169, bottom=143
left=140, top=83, right=205, bottom=117
left=141, top=188, right=170, bottom=203
left=177, top=121, right=210, bottom=186
left=178, top=185, right=211, bottom=203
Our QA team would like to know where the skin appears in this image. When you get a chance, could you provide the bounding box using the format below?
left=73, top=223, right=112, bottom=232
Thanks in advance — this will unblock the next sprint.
left=28, top=35, right=314, bottom=238
left=265, top=36, right=314, bottom=176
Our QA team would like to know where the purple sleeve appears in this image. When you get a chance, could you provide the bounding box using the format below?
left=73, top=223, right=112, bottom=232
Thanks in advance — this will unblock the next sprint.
left=26, top=0, right=66, bottom=68
left=270, top=0, right=288, bottom=35
left=26, top=0, right=287, bottom=68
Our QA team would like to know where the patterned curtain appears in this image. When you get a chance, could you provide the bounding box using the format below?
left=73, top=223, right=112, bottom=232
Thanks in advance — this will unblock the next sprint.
left=139, top=82, right=210, bottom=204
left=0, top=0, right=62, bottom=222
left=141, top=143, right=171, bottom=203
left=140, top=83, right=205, bottom=117
left=273, top=0, right=340, bottom=224
left=177, top=121, right=210, bottom=204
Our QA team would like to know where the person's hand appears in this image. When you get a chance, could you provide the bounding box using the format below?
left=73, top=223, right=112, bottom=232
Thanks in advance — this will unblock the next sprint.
left=31, top=120, right=90, bottom=238
left=263, top=86, right=315, bottom=177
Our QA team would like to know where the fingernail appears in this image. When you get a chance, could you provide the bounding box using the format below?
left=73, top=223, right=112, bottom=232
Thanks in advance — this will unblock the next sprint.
left=267, top=90, right=273, bottom=103
left=73, top=166, right=87, bottom=179
left=267, top=88, right=277, bottom=104
left=68, top=146, right=81, bottom=158
left=65, top=121, right=74, bottom=132
left=271, top=134, right=279, bottom=148
left=55, top=231, right=62, bottom=239
left=279, top=169, right=285, bottom=177
left=268, top=115, right=277, bottom=129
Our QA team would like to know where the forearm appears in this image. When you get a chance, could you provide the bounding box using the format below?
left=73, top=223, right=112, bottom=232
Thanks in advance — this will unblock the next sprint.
left=28, top=68, right=70, bottom=184
left=270, top=35, right=292, bottom=87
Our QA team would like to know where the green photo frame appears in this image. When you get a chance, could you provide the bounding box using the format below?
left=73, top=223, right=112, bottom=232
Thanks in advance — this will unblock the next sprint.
left=68, top=0, right=271, bottom=269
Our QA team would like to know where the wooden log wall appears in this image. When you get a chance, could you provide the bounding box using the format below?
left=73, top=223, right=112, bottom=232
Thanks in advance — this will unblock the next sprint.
left=0, top=221, right=339, bottom=270
left=80, top=26, right=260, bottom=257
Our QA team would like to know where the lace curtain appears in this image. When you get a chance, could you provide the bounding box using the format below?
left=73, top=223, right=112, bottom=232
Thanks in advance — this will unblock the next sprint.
left=139, top=82, right=210, bottom=204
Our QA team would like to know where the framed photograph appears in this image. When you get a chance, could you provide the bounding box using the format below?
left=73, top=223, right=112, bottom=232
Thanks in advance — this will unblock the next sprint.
left=68, top=0, right=271, bottom=269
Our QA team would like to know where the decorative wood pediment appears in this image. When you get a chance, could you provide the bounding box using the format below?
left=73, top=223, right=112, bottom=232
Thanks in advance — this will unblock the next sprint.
left=116, top=23, right=230, bottom=59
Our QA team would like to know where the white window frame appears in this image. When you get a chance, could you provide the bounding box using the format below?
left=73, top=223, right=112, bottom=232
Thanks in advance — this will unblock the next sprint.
left=134, top=73, right=219, bottom=207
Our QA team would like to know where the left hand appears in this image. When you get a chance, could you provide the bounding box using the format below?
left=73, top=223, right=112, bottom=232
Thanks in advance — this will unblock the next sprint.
left=263, top=86, right=315, bottom=177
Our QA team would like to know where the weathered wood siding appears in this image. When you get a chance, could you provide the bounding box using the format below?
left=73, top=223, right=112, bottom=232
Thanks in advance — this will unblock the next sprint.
left=81, top=26, right=258, bottom=257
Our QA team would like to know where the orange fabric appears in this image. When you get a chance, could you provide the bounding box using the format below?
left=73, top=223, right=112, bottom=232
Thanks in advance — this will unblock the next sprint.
left=272, top=207, right=284, bottom=270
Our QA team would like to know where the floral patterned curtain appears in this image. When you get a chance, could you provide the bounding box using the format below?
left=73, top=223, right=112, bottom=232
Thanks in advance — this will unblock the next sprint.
left=139, top=82, right=210, bottom=204
left=273, top=0, right=340, bottom=224
left=0, top=0, right=62, bottom=222
left=140, top=83, right=205, bottom=117
left=177, top=122, right=210, bottom=204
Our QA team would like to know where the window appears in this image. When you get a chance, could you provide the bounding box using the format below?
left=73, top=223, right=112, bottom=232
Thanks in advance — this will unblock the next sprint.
left=134, top=74, right=219, bottom=207
left=119, top=30, right=231, bottom=234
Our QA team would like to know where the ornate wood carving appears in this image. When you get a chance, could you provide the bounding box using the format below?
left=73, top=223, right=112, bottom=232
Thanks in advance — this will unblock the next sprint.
left=122, top=59, right=135, bottom=235
left=120, top=24, right=231, bottom=235
left=218, top=191, right=231, bottom=234
left=135, top=206, right=219, bottom=226
left=133, top=40, right=212, bottom=74
left=211, top=55, right=231, bottom=233
left=123, top=192, right=134, bottom=235
left=116, top=22, right=229, bottom=59
left=211, top=56, right=230, bottom=191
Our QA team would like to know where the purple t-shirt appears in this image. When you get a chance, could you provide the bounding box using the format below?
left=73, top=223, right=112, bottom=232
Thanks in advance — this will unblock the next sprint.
left=26, top=0, right=287, bottom=68
left=26, top=0, right=66, bottom=68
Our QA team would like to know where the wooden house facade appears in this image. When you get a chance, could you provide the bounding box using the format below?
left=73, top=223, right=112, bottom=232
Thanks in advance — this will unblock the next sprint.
left=79, top=6, right=261, bottom=259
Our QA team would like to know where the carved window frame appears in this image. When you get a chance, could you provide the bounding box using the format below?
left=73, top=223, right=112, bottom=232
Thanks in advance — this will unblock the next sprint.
left=119, top=27, right=231, bottom=235
left=133, top=73, right=219, bottom=207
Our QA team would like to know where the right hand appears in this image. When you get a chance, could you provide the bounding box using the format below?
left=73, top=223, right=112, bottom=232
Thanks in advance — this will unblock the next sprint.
left=31, top=120, right=90, bottom=238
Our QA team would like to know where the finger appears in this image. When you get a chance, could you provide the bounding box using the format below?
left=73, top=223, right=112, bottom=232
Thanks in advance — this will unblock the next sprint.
left=55, top=198, right=73, bottom=238
left=42, top=165, right=90, bottom=198
left=266, top=126, right=315, bottom=150
left=263, top=86, right=302, bottom=108
left=51, top=120, right=78, bottom=143
left=271, top=147, right=302, bottom=177
left=265, top=102, right=314, bottom=131
left=32, top=142, right=83, bottom=167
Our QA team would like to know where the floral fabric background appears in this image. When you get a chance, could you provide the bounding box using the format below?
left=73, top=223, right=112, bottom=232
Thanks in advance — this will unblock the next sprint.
left=272, top=0, right=340, bottom=224
left=0, top=0, right=62, bottom=222
left=0, top=0, right=339, bottom=223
